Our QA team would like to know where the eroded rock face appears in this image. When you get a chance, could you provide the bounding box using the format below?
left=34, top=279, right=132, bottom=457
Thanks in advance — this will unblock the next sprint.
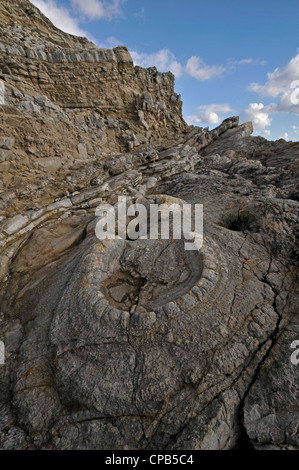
left=0, top=0, right=298, bottom=451
left=0, top=0, right=186, bottom=217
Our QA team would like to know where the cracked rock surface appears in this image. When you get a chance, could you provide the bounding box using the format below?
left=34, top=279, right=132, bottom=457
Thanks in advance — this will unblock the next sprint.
left=0, top=0, right=298, bottom=450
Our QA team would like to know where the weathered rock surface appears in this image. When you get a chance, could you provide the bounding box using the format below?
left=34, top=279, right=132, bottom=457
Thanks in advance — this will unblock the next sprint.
left=0, top=0, right=298, bottom=451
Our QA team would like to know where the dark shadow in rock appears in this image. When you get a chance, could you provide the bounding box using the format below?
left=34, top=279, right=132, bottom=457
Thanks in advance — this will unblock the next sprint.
left=221, top=212, right=261, bottom=233
left=288, top=192, right=299, bottom=203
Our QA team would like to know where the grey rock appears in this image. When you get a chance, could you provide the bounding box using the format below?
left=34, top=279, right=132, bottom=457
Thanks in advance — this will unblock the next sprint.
left=142, top=91, right=154, bottom=110
left=0, top=149, right=9, bottom=162
left=1, top=214, right=28, bottom=235
left=37, top=157, right=62, bottom=171
left=77, top=143, right=88, bottom=158
left=107, top=118, right=120, bottom=129
left=137, top=110, right=144, bottom=120
left=0, top=137, right=15, bottom=150
left=97, top=130, right=107, bottom=141
left=140, top=119, right=149, bottom=130
left=156, top=101, right=166, bottom=110
left=113, top=46, right=133, bottom=64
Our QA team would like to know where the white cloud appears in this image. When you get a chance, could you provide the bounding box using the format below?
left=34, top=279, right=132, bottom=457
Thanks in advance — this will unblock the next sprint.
left=131, top=50, right=268, bottom=83
left=248, top=52, right=299, bottom=115
left=130, top=49, right=183, bottom=78
left=132, top=51, right=267, bottom=82
left=71, top=0, right=124, bottom=20
left=249, top=53, right=299, bottom=96
left=186, top=104, right=235, bottom=125
left=238, top=58, right=253, bottom=65
left=229, top=58, right=267, bottom=66
left=131, top=50, right=225, bottom=81
left=244, top=103, right=272, bottom=129
left=186, top=114, right=222, bottom=125
left=30, top=0, right=89, bottom=37
left=31, top=0, right=125, bottom=37
left=185, top=56, right=225, bottom=81
left=291, top=125, right=299, bottom=134
left=279, top=132, right=289, bottom=140
left=258, top=129, right=271, bottom=138
left=199, top=111, right=220, bottom=125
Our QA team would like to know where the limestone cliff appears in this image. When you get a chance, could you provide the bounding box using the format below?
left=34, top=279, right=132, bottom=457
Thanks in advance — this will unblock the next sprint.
left=0, top=0, right=298, bottom=451
left=0, top=0, right=186, bottom=216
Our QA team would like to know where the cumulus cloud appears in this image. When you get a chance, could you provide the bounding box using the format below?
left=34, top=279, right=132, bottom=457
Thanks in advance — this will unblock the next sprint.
left=244, top=103, right=272, bottom=129
left=31, top=0, right=89, bottom=36
left=130, top=49, right=183, bottom=77
left=131, top=50, right=227, bottom=81
left=186, top=104, right=235, bottom=125
left=185, top=56, right=225, bottom=81
left=248, top=52, right=299, bottom=114
left=249, top=53, right=299, bottom=96
left=71, top=0, right=124, bottom=21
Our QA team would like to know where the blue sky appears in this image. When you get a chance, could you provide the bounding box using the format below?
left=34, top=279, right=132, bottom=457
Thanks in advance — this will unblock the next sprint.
left=31, top=0, right=299, bottom=141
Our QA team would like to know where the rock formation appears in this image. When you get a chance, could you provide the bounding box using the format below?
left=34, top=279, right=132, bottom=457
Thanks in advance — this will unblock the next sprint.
left=0, top=0, right=298, bottom=450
